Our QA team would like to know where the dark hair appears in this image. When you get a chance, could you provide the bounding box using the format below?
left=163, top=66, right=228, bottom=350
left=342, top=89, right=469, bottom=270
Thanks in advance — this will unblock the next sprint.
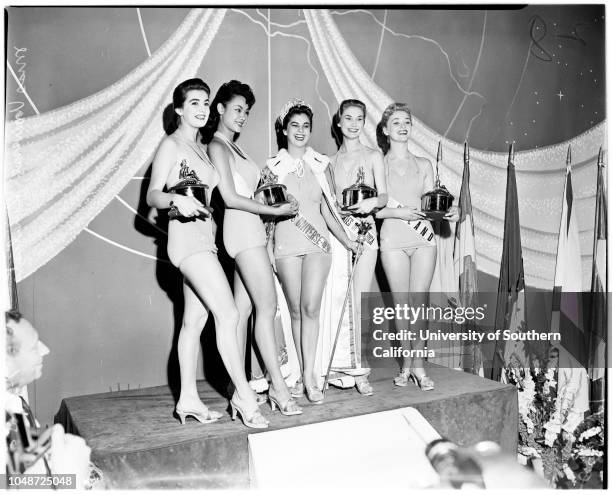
left=166, top=78, right=211, bottom=136
left=331, top=99, right=367, bottom=149
left=6, top=309, right=22, bottom=324
left=6, top=309, right=22, bottom=356
left=376, top=103, right=412, bottom=155
left=275, top=105, right=314, bottom=150
left=201, top=80, right=255, bottom=144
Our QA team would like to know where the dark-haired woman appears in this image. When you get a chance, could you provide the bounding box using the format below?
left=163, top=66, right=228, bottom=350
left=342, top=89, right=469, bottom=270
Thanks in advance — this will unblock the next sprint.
left=266, top=99, right=356, bottom=404
left=321, top=99, right=387, bottom=396
left=374, top=103, right=458, bottom=390
left=146, top=79, right=267, bottom=428
left=202, top=81, right=302, bottom=417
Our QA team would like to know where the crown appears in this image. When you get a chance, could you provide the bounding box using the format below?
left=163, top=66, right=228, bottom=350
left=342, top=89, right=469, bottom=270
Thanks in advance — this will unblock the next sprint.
left=278, top=98, right=312, bottom=123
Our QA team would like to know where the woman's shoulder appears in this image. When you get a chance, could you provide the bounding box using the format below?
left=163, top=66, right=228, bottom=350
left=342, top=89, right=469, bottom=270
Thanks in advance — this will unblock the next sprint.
left=413, top=153, right=433, bottom=170
left=207, top=137, right=230, bottom=158
left=158, top=133, right=180, bottom=151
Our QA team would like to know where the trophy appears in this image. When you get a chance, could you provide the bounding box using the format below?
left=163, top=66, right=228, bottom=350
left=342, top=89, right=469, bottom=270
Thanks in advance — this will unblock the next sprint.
left=341, top=166, right=377, bottom=213
left=254, top=166, right=289, bottom=206
left=421, top=141, right=454, bottom=220
left=168, top=160, right=211, bottom=219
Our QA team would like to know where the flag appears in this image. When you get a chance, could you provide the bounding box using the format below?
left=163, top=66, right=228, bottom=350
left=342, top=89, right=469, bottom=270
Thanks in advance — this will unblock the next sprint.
left=551, top=145, right=586, bottom=364
left=453, top=142, right=482, bottom=375
left=588, top=147, right=607, bottom=411
left=491, top=144, right=529, bottom=381
left=550, top=145, right=589, bottom=433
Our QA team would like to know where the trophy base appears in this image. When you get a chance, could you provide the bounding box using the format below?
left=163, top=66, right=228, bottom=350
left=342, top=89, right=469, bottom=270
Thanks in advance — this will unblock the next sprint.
left=421, top=210, right=448, bottom=221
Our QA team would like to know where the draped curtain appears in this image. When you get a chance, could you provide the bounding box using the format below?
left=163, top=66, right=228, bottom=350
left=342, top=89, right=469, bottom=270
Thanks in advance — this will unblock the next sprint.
left=5, top=8, right=226, bottom=282
left=5, top=7, right=605, bottom=291
left=304, top=9, right=605, bottom=291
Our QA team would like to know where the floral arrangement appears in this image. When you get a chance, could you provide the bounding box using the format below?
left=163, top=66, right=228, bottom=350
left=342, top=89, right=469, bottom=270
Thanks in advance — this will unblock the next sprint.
left=507, top=356, right=604, bottom=489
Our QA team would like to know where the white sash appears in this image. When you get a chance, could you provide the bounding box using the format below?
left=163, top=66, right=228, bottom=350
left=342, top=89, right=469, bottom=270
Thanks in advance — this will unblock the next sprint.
left=386, top=196, right=436, bottom=246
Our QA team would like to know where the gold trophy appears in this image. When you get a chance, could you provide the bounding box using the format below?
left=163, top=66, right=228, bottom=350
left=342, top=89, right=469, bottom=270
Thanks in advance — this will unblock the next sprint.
left=255, top=166, right=289, bottom=206
left=421, top=141, right=454, bottom=220
left=341, top=166, right=377, bottom=213
left=168, top=160, right=211, bottom=219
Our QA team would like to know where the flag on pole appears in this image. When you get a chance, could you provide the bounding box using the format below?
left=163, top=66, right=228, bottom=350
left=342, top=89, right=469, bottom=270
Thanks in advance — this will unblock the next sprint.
left=549, top=145, right=590, bottom=433
left=588, top=147, right=607, bottom=412
left=453, top=142, right=482, bottom=375
left=491, top=143, right=529, bottom=381
left=550, top=145, right=586, bottom=363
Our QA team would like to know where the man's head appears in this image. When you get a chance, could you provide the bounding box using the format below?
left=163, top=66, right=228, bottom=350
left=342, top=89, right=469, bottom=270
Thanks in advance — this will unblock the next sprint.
left=6, top=310, right=50, bottom=389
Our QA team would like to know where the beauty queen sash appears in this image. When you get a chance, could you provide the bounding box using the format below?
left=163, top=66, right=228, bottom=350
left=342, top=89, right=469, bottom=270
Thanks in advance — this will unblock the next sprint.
left=386, top=196, right=436, bottom=246
left=341, top=215, right=376, bottom=247
left=266, top=148, right=334, bottom=254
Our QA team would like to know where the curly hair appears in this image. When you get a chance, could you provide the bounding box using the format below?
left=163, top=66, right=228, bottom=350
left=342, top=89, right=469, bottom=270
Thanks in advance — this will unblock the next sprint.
left=166, top=78, right=211, bottom=136
left=201, top=80, right=256, bottom=143
left=275, top=104, right=313, bottom=150
left=331, top=99, right=367, bottom=149
left=376, top=103, right=412, bottom=155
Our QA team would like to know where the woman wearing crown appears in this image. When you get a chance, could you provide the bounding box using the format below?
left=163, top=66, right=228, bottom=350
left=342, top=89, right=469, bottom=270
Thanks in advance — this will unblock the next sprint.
left=265, top=99, right=357, bottom=404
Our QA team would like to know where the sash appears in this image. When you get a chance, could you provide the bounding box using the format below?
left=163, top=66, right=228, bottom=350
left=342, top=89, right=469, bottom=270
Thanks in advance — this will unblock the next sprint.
left=290, top=214, right=331, bottom=253
left=267, top=148, right=336, bottom=253
left=387, top=196, right=436, bottom=246
left=341, top=215, right=376, bottom=246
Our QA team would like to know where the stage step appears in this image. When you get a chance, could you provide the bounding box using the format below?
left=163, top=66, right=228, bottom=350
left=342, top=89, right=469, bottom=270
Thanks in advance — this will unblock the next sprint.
left=56, top=365, right=517, bottom=489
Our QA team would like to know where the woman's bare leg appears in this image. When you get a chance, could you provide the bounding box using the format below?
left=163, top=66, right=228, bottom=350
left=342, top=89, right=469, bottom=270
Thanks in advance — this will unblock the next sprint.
left=180, top=252, right=258, bottom=409
left=351, top=247, right=377, bottom=388
left=381, top=250, right=413, bottom=370
left=276, top=256, right=304, bottom=375
left=407, top=247, right=437, bottom=378
left=299, top=252, right=332, bottom=390
left=176, top=278, right=210, bottom=411
left=236, top=247, right=294, bottom=404
left=232, top=268, right=252, bottom=365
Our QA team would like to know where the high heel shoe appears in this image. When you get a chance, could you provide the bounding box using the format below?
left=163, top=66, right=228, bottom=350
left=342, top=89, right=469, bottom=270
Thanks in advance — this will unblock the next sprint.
left=393, top=368, right=411, bottom=387
left=229, top=398, right=269, bottom=429
left=175, top=406, right=222, bottom=425
left=268, top=391, right=303, bottom=416
left=290, top=378, right=305, bottom=398
left=409, top=370, right=434, bottom=391
left=305, top=386, right=324, bottom=404
left=355, top=376, right=374, bottom=396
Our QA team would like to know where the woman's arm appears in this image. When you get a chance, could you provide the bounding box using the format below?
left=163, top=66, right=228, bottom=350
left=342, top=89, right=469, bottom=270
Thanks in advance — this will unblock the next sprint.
left=208, top=140, right=297, bottom=217
left=375, top=205, right=425, bottom=221
left=371, top=149, right=388, bottom=209
left=146, top=138, right=208, bottom=217
left=321, top=196, right=358, bottom=253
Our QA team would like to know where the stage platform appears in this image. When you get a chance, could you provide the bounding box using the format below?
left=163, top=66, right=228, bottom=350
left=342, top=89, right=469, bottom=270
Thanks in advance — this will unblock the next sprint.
left=56, top=365, right=517, bottom=489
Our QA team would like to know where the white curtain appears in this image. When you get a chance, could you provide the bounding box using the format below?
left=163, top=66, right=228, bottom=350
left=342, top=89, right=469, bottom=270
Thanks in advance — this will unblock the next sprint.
left=304, top=9, right=605, bottom=291
left=5, top=8, right=226, bottom=282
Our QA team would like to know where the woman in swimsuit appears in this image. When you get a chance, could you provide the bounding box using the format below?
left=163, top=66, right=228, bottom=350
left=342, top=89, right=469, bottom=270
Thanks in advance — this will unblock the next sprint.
left=147, top=79, right=268, bottom=428
left=202, top=80, right=302, bottom=416
left=327, top=99, right=388, bottom=396
left=374, top=103, right=458, bottom=390
left=267, top=99, right=357, bottom=404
